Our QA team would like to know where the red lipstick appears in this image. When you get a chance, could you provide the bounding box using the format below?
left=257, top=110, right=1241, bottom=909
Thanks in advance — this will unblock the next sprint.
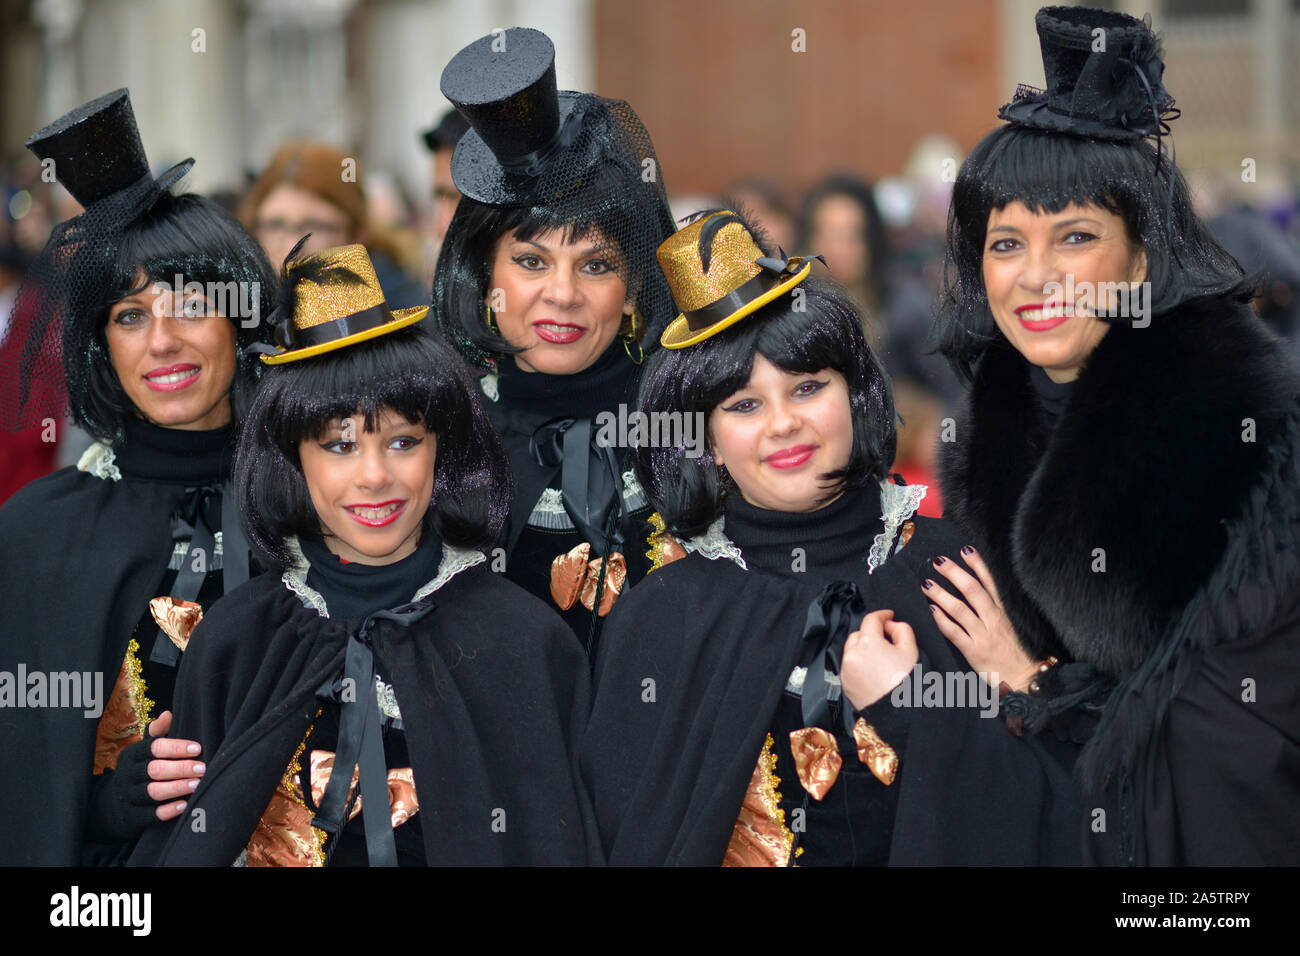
left=143, top=363, right=200, bottom=392
left=533, top=321, right=585, bottom=344
left=343, top=500, right=407, bottom=528
left=1014, top=303, right=1073, bottom=332
left=764, top=445, right=817, bottom=469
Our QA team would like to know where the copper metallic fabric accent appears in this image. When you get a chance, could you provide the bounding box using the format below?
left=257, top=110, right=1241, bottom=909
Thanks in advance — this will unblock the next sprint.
left=246, top=726, right=324, bottom=867
left=723, top=734, right=797, bottom=867
left=308, top=750, right=420, bottom=829
left=900, top=519, right=915, bottom=549
left=148, top=596, right=203, bottom=652
left=789, top=727, right=844, bottom=801
left=785, top=719, right=899, bottom=798
left=657, top=214, right=764, bottom=313
left=853, top=718, right=898, bottom=787
left=244, top=744, right=418, bottom=867
left=644, top=511, right=688, bottom=573
left=548, top=541, right=626, bottom=616
left=246, top=782, right=323, bottom=867
left=92, top=638, right=151, bottom=774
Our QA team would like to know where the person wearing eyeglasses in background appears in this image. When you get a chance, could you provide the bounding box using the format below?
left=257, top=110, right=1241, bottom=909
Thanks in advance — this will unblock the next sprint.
left=239, top=141, right=426, bottom=311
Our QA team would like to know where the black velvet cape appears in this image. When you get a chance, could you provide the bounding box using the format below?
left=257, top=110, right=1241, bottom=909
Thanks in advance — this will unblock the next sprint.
left=128, top=555, right=600, bottom=866
left=0, top=460, right=209, bottom=865
left=579, top=509, right=1083, bottom=866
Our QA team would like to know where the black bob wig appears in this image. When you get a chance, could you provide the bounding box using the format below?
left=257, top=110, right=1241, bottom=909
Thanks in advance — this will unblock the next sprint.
left=635, top=275, right=896, bottom=539
left=74, top=191, right=276, bottom=442
left=935, top=123, right=1248, bottom=381
left=234, top=326, right=511, bottom=571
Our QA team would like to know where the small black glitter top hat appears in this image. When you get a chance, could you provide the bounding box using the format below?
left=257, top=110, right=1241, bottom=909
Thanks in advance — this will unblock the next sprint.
left=25, top=88, right=193, bottom=208
left=998, top=6, right=1177, bottom=142
left=440, top=27, right=599, bottom=205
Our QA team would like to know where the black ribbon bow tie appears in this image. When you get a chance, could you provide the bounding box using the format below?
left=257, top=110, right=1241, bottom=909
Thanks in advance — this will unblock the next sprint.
left=148, top=483, right=250, bottom=667
left=312, top=601, right=436, bottom=868
left=799, top=581, right=868, bottom=737
left=529, top=416, right=627, bottom=554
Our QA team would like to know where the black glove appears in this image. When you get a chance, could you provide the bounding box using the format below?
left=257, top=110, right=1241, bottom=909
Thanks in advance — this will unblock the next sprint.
left=86, top=735, right=162, bottom=843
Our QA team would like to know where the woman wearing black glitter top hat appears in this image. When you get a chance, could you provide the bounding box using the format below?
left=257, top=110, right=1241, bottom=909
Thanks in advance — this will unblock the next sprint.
left=432, top=27, right=677, bottom=656
left=0, top=89, right=276, bottom=865
left=931, top=7, right=1300, bottom=864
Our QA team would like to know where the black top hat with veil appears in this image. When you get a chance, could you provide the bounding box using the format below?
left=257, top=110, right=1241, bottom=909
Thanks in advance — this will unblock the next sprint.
left=435, top=27, right=678, bottom=368
left=998, top=6, right=1177, bottom=142
left=2, top=89, right=273, bottom=439
left=2, top=89, right=196, bottom=431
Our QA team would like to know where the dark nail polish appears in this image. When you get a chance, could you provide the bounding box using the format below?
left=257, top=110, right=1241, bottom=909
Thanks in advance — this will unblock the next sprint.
left=923, top=579, right=935, bottom=590
left=933, top=556, right=947, bottom=566
left=961, top=545, right=976, bottom=556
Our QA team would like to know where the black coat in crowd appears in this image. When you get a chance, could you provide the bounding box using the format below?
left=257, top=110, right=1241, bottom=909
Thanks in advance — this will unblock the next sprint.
left=940, top=295, right=1300, bottom=864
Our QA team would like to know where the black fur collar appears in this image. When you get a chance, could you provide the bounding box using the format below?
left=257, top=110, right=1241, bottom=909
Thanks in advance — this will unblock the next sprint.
left=941, top=296, right=1300, bottom=677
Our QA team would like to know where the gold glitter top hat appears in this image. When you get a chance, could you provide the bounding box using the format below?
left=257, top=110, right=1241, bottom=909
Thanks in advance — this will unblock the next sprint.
left=658, top=211, right=819, bottom=349
left=255, top=242, right=428, bottom=365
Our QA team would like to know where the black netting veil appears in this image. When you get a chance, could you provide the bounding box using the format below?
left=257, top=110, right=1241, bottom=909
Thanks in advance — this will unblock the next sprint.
left=1, top=169, right=277, bottom=440
left=2, top=171, right=164, bottom=432
left=433, top=93, right=678, bottom=372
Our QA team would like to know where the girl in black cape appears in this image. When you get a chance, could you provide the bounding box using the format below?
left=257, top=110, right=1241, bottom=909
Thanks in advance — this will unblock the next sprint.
left=580, top=211, right=1081, bottom=865
left=433, top=28, right=677, bottom=655
left=930, top=6, right=1300, bottom=864
left=130, top=244, right=597, bottom=866
left=0, top=90, right=276, bottom=865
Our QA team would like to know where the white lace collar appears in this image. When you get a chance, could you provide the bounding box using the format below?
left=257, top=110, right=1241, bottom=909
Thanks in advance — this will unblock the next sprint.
left=280, top=536, right=487, bottom=618
left=77, top=441, right=121, bottom=482
left=679, top=480, right=927, bottom=574
left=526, top=470, right=648, bottom=530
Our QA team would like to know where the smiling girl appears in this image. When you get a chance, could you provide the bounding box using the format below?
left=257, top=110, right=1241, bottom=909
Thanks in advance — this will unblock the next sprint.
left=131, top=245, right=596, bottom=866
left=581, top=211, right=1080, bottom=866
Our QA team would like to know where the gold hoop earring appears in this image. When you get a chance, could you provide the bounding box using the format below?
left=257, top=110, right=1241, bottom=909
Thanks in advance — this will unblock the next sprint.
left=622, top=332, right=644, bottom=365
left=485, top=303, right=500, bottom=336
left=621, top=307, right=644, bottom=365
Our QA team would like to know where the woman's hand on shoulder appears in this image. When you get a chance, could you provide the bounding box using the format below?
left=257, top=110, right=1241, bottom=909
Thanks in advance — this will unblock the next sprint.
left=924, top=547, right=1038, bottom=692
left=142, top=710, right=205, bottom=821
left=842, top=609, right=919, bottom=711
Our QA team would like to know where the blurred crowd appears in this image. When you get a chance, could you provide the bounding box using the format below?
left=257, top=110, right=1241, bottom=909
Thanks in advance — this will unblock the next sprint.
left=6, top=109, right=1300, bottom=509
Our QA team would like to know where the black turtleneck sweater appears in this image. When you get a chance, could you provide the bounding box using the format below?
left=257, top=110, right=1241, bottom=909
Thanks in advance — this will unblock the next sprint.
left=1028, top=362, right=1076, bottom=433
left=721, top=482, right=914, bottom=866
left=114, top=417, right=233, bottom=483
left=300, top=533, right=442, bottom=625
left=485, top=343, right=653, bottom=652
left=720, top=482, right=884, bottom=584
left=495, top=337, right=634, bottom=421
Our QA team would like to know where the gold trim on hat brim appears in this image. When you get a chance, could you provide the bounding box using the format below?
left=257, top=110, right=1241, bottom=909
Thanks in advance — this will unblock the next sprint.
left=260, top=306, right=428, bottom=365
left=659, top=262, right=813, bottom=350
